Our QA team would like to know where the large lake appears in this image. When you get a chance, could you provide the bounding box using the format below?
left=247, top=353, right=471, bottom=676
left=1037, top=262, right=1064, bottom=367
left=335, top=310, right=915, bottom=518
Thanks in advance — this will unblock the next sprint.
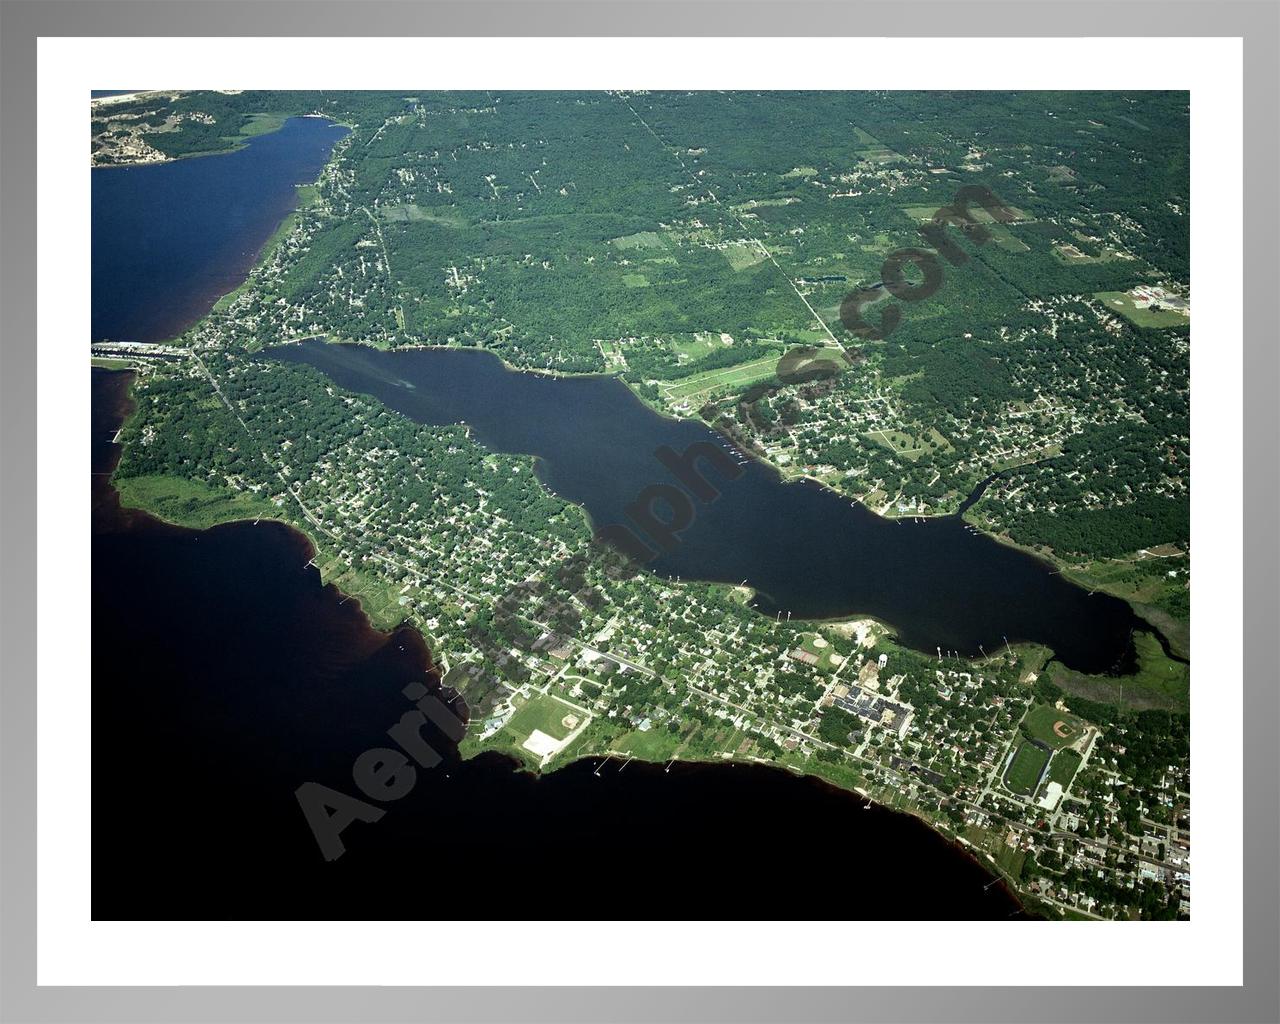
left=269, top=342, right=1149, bottom=675
left=91, top=115, right=346, bottom=344
left=92, top=368, right=1025, bottom=920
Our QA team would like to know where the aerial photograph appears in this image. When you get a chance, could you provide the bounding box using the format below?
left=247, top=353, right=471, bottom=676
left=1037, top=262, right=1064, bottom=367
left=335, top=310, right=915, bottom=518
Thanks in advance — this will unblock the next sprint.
left=90, top=89, right=1190, bottom=922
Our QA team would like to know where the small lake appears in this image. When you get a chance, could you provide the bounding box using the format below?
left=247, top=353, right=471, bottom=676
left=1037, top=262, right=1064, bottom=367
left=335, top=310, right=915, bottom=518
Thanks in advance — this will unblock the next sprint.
left=268, top=341, right=1148, bottom=675
left=91, top=115, right=347, bottom=344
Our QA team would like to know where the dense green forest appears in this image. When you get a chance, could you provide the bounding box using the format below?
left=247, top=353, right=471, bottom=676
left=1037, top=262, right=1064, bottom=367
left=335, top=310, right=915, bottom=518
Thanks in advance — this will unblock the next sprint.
left=110, top=86, right=1190, bottom=599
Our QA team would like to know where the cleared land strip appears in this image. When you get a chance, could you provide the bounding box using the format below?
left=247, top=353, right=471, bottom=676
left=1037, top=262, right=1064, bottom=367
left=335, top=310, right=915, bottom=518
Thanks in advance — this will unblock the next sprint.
left=658, top=355, right=783, bottom=403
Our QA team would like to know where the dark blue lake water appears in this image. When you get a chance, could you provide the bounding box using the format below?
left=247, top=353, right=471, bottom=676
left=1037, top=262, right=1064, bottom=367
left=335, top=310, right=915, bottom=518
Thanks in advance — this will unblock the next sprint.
left=91, top=115, right=346, bottom=343
left=268, top=342, right=1152, bottom=675
left=92, top=368, right=1027, bottom=920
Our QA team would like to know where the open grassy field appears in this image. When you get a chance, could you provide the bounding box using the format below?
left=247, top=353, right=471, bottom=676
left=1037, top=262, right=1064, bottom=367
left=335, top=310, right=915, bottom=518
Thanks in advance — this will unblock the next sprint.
left=1021, top=703, right=1088, bottom=750
left=1047, top=749, right=1083, bottom=789
left=312, top=554, right=413, bottom=633
left=979, top=221, right=1031, bottom=252
left=1095, top=291, right=1190, bottom=328
left=802, top=755, right=865, bottom=795
left=1061, top=548, right=1188, bottom=604
left=722, top=240, right=768, bottom=271
left=964, top=825, right=1029, bottom=882
left=503, top=692, right=584, bottom=744
left=381, top=204, right=467, bottom=227
left=1053, top=236, right=1130, bottom=265
left=237, top=111, right=289, bottom=141
left=607, top=724, right=682, bottom=760
left=1003, top=740, right=1051, bottom=796
left=473, top=692, right=589, bottom=770
left=849, top=126, right=903, bottom=164
left=993, top=839, right=1027, bottom=881
left=797, top=633, right=845, bottom=672
left=670, top=333, right=731, bottom=363
left=862, top=425, right=947, bottom=462
left=732, top=197, right=800, bottom=212
left=1055, top=551, right=1188, bottom=657
left=659, top=354, right=782, bottom=404
left=114, top=474, right=278, bottom=531
left=610, top=230, right=668, bottom=251
left=902, top=203, right=1032, bottom=226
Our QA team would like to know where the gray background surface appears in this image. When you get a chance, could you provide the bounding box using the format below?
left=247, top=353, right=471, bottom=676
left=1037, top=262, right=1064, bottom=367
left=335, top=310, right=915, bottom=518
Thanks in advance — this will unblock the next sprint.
left=1, top=1, right=1276, bottom=1021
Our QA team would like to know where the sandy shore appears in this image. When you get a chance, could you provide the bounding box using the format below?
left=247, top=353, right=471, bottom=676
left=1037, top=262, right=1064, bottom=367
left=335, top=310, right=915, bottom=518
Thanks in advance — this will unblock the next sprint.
left=91, top=91, right=165, bottom=108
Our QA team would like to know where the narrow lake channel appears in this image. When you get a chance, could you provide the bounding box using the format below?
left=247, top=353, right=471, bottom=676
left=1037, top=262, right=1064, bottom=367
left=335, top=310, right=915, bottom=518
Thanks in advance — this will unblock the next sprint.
left=268, top=340, right=1150, bottom=675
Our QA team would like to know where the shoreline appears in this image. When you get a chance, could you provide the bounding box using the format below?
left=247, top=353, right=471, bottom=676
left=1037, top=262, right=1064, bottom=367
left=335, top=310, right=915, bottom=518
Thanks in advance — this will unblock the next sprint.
left=90, top=101, right=348, bottom=168
left=104, top=334, right=1184, bottom=679
left=98, top=382, right=1034, bottom=917
left=112, top=108, right=1184, bottom=666
left=268, top=337, right=1184, bottom=666
left=94, top=369, right=1057, bottom=921
left=92, top=94, right=1187, bottom=667
left=465, top=742, right=1034, bottom=917
left=93, top=116, right=349, bottom=345
left=99, top=367, right=408, bottom=635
